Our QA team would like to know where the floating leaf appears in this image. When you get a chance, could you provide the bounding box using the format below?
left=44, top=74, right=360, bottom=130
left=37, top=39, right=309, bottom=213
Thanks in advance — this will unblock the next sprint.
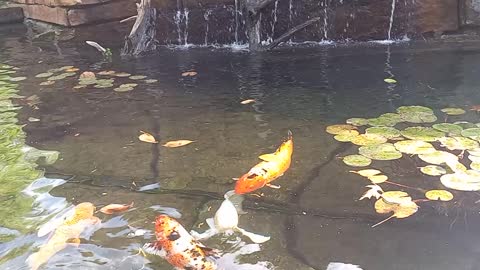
left=28, top=117, right=40, bottom=122
left=365, top=127, right=401, bottom=139
left=73, top=85, right=87, bottom=89
left=94, top=84, right=114, bottom=89
left=9, top=77, right=26, bottom=82
left=359, top=143, right=402, bottom=161
left=40, top=81, right=55, bottom=86
left=351, top=134, right=388, bottom=146
left=440, top=171, right=480, bottom=191
left=129, top=75, right=147, bottom=80
left=368, top=174, right=388, bottom=184
left=333, top=130, right=359, bottom=142
left=471, top=162, right=480, bottom=171
left=455, top=121, right=477, bottom=129
left=461, top=128, right=480, bottom=141
left=139, top=131, right=158, bottom=144
left=367, top=116, right=398, bottom=127
left=115, top=72, right=131, bottom=77
left=445, top=159, right=467, bottom=173
left=441, top=108, right=466, bottom=115
left=432, top=123, right=463, bottom=135
left=418, top=150, right=458, bottom=165
left=241, top=99, right=256, bottom=105
left=438, top=136, right=479, bottom=151
left=98, top=70, right=116, bottom=75
left=397, top=106, right=434, bottom=115
left=359, top=185, right=383, bottom=200
left=425, top=190, right=453, bottom=201
left=343, top=155, right=371, bottom=167
left=420, top=165, right=446, bottom=176
left=394, top=140, right=436, bottom=155
left=346, top=118, right=369, bottom=126
left=65, top=68, right=79, bottom=72
left=144, top=79, right=158, bottom=83
left=99, top=202, right=134, bottom=214
left=384, top=78, right=397, bottom=84
left=374, top=196, right=418, bottom=219
left=381, top=191, right=412, bottom=204
left=401, top=127, right=444, bottom=142
left=78, top=79, right=97, bottom=85
left=162, top=140, right=194, bottom=148
left=400, top=112, right=437, bottom=124
left=326, top=124, right=357, bottom=135
left=35, top=72, right=53, bottom=78
left=350, top=169, right=382, bottom=177
left=59, top=66, right=74, bottom=71
left=114, top=87, right=134, bottom=92
left=182, top=71, right=198, bottom=77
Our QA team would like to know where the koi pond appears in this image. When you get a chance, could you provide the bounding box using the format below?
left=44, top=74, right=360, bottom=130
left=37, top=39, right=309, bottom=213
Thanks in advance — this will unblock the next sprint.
left=2, top=23, right=480, bottom=270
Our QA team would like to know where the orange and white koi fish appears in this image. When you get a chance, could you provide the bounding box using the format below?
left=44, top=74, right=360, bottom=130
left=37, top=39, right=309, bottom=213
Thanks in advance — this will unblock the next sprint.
left=143, top=215, right=217, bottom=270
left=27, top=202, right=101, bottom=270
left=235, top=131, right=293, bottom=194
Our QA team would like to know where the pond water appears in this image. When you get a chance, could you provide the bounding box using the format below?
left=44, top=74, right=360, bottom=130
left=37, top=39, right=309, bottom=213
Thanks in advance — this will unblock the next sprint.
left=2, top=23, right=480, bottom=270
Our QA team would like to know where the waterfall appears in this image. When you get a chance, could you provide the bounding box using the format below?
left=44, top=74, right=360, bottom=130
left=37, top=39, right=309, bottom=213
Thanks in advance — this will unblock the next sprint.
left=267, top=0, right=279, bottom=44
left=173, top=6, right=190, bottom=45
left=387, top=0, right=396, bottom=40
left=322, top=0, right=329, bottom=40
left=184, top=8, right=190, bottom=45
left=234, top=0, right=239, bottom=44
left=204, top=9, right=212, bottom=45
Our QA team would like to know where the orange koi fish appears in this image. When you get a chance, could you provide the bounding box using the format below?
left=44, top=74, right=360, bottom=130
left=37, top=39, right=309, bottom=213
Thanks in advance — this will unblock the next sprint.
left=27, top=202, right=101, bottom=270
left=235, top=131, right=293, bottom=194
left=143, top=215, right=217, bottom=270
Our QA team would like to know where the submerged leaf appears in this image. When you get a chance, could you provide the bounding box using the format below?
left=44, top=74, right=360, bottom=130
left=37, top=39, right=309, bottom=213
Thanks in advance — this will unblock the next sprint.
left=343, top=155, right=371, bottom=167
left=138, top=131, right=158, bottom=144
left=441, top=108, right=466, bottom=115
left=162, top=140, right=194, bottom=148
left=425, top=190, right=453, bottom=201
left=99, top=202, right=134, bottom=214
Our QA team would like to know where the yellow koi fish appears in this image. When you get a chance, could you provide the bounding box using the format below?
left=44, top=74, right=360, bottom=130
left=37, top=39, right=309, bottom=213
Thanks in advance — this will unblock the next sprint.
left=27, top=202, right=101, bottom=270
left=235, top=131, right=293, bottom=194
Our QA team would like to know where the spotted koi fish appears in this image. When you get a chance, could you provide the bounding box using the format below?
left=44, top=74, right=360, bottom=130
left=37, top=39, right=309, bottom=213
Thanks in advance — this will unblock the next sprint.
left=235, top=131, right=293, bottom=194
left=27, top=202, right=101, bottom=270
left=143, top=215, right=217, bottom=270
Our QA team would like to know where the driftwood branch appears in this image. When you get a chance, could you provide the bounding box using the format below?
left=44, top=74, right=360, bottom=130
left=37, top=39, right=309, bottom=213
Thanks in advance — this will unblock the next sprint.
left=246, top=0, right=277, bottom=14
left=122, top=0, right=158, bottom=55
left=264, top=17, right=322, bottom=50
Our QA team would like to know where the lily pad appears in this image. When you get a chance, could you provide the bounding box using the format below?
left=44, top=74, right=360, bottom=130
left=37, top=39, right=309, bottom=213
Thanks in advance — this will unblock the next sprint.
left=351, top=134, right=388, bottom=146
left=367, top=116, right=399, bottom=127
left=115, top=72, right=131, bottom=77
left=359, top=143, right=402, bottom=161
left=346, top=118, right=369, bottom=126
left=401, top=127, right=444, bottom=142
left=400, top=112, right=437, bottom=124
left=441, top=108, right=466, bottom=115
left=78, top=79, right=97, bottom=85
left=114, top=87, right=134, bottom=92
left=375, top=196, right=418, bottom=218
left=94, top=84, right=114, bottom=89
left=365, top=127, right=401, bottom=139
left=384, top=78, right=397, bottom=84
left=343, top=155, right=372, bottom=167
left=35, top=72, right=53, bottom=78
left=350, top=169, right=382, bottom=177
left=326, top=124, right=357, bottom=135
left=368, top=174, right=388, bottom=184
left=9, top=77, right=26, bottom=82
left=397, top=105, right=434, bottom=115
left=420, top=165, right=446, bottom=176
left=129, top=75, right=147, bottom=80
left=461, top=128, right=480, bottom=141
left=334, top=130, right=360, bottom=142
left=144, top=79, right=158, bottom=84
left=39, top=81, right=55, bottom=86
left=432, top=123, right=463, bottom=135
left=455, top=121, right=477, bottom=129
left=425, top=190, right=454, bottom=201
left=440, top=171, right=480, bottom=191
left=98, top=70, right=116, bottom=75
left=438, top=136, right=479, bottom=151
left=394, top=140, right=436, bottom=155
left=73, top=85, right=87, bottom=89
left=418, top=150, right=458, bottom=165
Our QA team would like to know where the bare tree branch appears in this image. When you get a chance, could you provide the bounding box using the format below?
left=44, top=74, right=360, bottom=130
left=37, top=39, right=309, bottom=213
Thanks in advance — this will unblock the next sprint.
left=122, top=0, right=158, bottom=55
left=264, top=17, right=322, bottom=50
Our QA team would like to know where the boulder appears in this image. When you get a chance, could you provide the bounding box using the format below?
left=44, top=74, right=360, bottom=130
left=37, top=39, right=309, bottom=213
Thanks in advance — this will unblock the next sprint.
left=463, top=0, right=480, bottom=26
left=0, top=7, right=24, bottom=24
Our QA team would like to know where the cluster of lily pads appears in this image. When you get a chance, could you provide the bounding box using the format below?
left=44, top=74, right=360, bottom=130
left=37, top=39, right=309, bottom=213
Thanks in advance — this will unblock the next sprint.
left=326, top=105, right=480, bottom=225
left=34, top=66, right=158, bottom=92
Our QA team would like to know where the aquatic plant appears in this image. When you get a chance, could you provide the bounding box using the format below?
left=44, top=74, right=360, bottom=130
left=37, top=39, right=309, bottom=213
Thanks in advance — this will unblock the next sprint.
left=326, top=105, right=480, bottom=226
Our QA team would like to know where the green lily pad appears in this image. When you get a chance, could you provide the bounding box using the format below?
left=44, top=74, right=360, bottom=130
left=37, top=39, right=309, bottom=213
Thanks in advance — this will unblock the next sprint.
left=129, top=75, right=147, bottom=80
left=94, top=84, right=114, bottom=89
left=455, top=121, right=477, bottom=129
left=78, top=79, right=97, bottom=85
left=365, top=127, right=401, bottom=139
left=438, top=137, right=479, bottom=151
left=9, top=77, right=26, bottom=82
left=397, top=105, right=434, bottom=114
left=420, top=165, right=446, bottom=176
left=367, top=117, right=398, bottom=127
left=441, top=107, right=466, bottom=115
left=359, top=143, right=402, bottom=161
left=39, top=81, right=55, bottom=86
left=95, top=79, right=114, bottom=85
left=418, top=150, right=458, bottom=165
left=47, top=74, right=68, bottom=81
left=115, top=72, right=131, bottom=77
left=440, top=171, right=480, bottom=191
left=432, top=123, right=463, bottom=135
left=73, top=85, right=87, bottom=89
left=384, top=78, right=397, bottom=84
left=401, top=127, right=444, bottom=142
left=400, top=112, right=437, bottom=124
left=343, top=155, right=372, bottom=167
left=114, top=87, right=134, bottom=92
left=35, top=72, right=53, bottom=78
left=346, top=118, right=369, bottom=126
left=393, top=140, right=436, bottom=155
left=59, top=66, right=74, bottom=71
left=326, top=124, right=357, bottom=135
left=462, top=128, right=480, bottom=141
left=334, top=130, right=360, bottom=142
left=351, top=134, right=388, bottom=146
left=144, top=79, right=158, bottom=84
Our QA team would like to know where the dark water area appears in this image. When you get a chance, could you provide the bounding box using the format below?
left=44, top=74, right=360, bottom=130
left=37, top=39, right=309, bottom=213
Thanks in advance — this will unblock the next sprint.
left=2, top=23, right=480, bottom=270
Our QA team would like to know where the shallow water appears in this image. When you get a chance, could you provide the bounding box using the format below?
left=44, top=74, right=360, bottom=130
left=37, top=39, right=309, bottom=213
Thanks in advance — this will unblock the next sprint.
left=2, top=23, right=480, bottom=270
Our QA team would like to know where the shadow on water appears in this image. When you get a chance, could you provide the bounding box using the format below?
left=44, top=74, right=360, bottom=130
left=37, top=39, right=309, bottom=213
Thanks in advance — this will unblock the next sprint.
left=3, top=23, right=480, bottom=270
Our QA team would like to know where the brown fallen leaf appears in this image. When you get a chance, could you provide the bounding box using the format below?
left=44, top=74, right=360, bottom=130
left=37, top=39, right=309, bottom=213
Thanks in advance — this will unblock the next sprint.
left=66, top=68, right=80, bottom=72
left=80, top=71, right=96, bottom=80
left=139, top=131, right=158, bottom=143
left=163, top=140, right=194, bottom=148
left=181, top=71, right=197, bottom=77
left=240, top=99, right=256, bottom=105
left=99, top=202, right=134, bottom=215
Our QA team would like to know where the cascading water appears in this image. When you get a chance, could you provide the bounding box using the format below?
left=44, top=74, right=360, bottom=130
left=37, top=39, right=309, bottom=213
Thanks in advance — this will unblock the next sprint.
left=387, top=0, right=396, bottom=40
left=267, top=0, right=279, bottom=44
left=322, top=0, right=329, bottom=40
left=204, top=9, right=212, bottom=45
left=174, top=6, right=190, bottom=46
left=234, top=0, right=239, bottom=44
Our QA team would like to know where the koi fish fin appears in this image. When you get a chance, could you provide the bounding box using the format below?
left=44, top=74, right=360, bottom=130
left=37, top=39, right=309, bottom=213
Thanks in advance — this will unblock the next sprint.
left=190, top=219, right=218, bottom=240
left=235, top=227, right=270, bottom=244
left=266, top=183, right=281, bottom=189
left=258, top=153, right=276, bottom=162
left=66, top=238, right=81, bottom=247
left=142, top=242, right=167, bottom=257
left=197, top=245, right=220, bottom=258
left=224, top=190, right=247, bottom=214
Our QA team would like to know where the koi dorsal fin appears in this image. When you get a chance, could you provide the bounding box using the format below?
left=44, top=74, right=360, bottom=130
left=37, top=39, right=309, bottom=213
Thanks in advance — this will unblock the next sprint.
left=258, top=153, right=276, bottom=162
left=198, top=245, right=220, bottom=258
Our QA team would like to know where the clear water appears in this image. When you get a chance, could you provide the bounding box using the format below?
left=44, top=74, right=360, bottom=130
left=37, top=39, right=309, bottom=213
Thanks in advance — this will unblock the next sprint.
left=2, top=23, right=480, bottom=270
